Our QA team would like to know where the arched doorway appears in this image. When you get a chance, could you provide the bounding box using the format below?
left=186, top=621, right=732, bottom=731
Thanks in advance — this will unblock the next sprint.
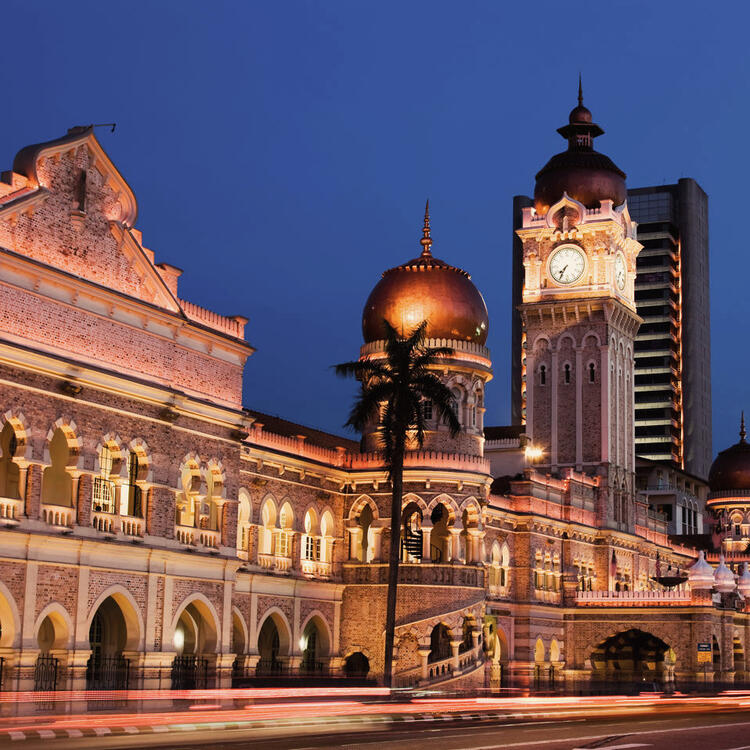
left=429, top=504, right=451, bottom=562
left=171, top=599, right=218, bottom=689
left=402, top=502, right=423, bottom=562
left=590, top=629, right=672, bottom=692
left=256, top=612, right=291, bottom=676
left=34, top=610, right=69, bottom=691
left=344, top=652, right=370, bottom=680
left=428, top=623, right=452, bottom=679
left=300, top=616, right=330, bottom=675
left=86, top=597, right=131, bottom=690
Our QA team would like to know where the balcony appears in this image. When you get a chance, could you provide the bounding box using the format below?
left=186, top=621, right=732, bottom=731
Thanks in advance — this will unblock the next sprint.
left=576, top=589, right=690, bottom=606
left=301, top=559, right=332, bottom=578
left=42, top=504, right=74, bottom=529
left=175, top=524, right=221, bottom=550
left=258, top=553, right=293, bottom=573
left=342, top=562, right=484, bottom=588
left=0, top=496, right=22, bottom=525
left=120, top=514, right=144, bottom=538
left=92, top=510, right=116, bottom=534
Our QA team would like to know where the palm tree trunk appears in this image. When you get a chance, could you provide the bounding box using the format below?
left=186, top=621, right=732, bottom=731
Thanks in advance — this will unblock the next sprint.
left=382, top=435, right=405, bottom=688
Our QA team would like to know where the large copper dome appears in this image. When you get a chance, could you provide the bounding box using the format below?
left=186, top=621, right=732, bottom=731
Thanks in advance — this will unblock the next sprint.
left=709, top=417, right=750, bottom=493
left=533, top=83, right=626, bottom=213
left=362, top=206, right=489, bottom=345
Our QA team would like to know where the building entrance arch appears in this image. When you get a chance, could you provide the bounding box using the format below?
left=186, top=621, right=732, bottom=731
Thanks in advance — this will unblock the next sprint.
left=86, top=596, right=133, bottom=690
left=590, top=628, right=674, bottom=691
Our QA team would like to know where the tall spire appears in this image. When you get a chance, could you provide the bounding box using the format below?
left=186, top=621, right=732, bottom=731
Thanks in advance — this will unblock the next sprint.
left=420, top=199, right=432, bottom=257
left=578, top=73, right=583, bottom=107
left=741, top=412, right=746, bottom=443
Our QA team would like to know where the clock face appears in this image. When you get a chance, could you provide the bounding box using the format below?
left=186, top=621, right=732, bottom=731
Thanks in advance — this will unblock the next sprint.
left=549, top=245, right=585, bottom=285
left=614, top=253, right=626, bottom=291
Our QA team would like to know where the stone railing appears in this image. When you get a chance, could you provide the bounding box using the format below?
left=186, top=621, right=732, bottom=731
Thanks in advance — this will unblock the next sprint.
left=347, top=450, right=490, bottom=474
left=178, top=298, right=246, bottom=339
left=0, top=496, right=22, bottom=523
left=42, top=504, right=74, bottom=528
left=120, top=514, right=144, bottom=538
left=488, top=584, right=510, bottom=599
left=199, top=529, right=220, bottom=548
left=576, top=589, right=691, bottom=606
left=92, top=510, right=116, bottom=534
left=246, top=426, right=490, bottom=474
left=342, top=562, right=484, bottom=588
left=175, top=525, right=196, bottom=545
left=359, top=338, right=491, bottom=362
left=301, top=559, right=332, bottom=579
left=258, top=553, right=292, bottom=573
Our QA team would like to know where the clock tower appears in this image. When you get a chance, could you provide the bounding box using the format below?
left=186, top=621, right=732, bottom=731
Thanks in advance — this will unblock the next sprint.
left=517, top=87, right=642, bottom=530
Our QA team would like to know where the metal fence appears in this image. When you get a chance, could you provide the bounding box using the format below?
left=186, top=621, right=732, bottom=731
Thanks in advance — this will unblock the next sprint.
left=171, top=656, right=209, bottom=690
left=86, top=654, right=130, bottom=690
left=34, top=655, right=59, bottom=692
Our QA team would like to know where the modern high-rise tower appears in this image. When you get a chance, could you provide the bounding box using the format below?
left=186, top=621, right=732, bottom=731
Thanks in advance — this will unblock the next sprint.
left=627, top=180, right=711, bottom=479
left=511, top=116, right=711, bottom=481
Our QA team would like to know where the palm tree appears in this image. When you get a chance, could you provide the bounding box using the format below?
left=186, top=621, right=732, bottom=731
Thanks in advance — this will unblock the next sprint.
left=335, top=319, right=461, bottom=687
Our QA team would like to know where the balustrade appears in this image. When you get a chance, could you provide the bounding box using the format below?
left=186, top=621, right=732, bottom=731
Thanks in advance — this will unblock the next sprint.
left=92, top=510, right=116, bottom=534
left=0, top=496, right=22, bottom=523
left=301, top=559, right=332, bottom=578
left=42, top=504, right=74, bottom=528
left=120, top=514, right=144, bottom=537
left=343, top=562, right=484, bottom=587
left=257, top=553, right=292, bottom=573
left=576, top=589, right=691, bottom=606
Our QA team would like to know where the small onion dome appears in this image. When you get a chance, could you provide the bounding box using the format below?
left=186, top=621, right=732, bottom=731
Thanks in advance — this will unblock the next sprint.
left=687, top=550, right=715, bottom=590
left=738, top=563, right=750, bottom=599
left=714, top=554, right=736, bottom=594
left=533, top=81, right=626, bottom=214
left=708, top=414, right=750, bottom=493
left=362, top=203, right=489, bottom=345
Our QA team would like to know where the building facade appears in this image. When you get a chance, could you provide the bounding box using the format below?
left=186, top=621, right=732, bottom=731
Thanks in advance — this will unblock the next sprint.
left=628, top=180, right=711, bottom=479
left=512, top=172, right=712, bottom=484
left=0, top=113, right=743, bottom=697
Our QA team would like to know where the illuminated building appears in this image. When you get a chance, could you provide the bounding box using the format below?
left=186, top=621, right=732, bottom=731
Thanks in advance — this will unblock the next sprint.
left=512, top=166, right=712, bottom=481
left=0, top=112, right=745, bottom=695
left=628, top=180, right=711, bottom=479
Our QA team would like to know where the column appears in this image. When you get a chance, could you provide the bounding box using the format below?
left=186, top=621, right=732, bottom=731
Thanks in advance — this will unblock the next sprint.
left=448, top=528, right=463, bottom=563
left=418, top=647, right=431, bottom=682
left=371, top=525, right=384, bottom=562
left=450, top=640, right=462, bottom=672
left=71, top=472, right=83, bottom=526
left=421, top=522, right=433, bottom=562
left=348, top=525, right=362, bottom=561
left=575, top=346, right=583, bottom=469
left=24, top=463, right=42, bottom=520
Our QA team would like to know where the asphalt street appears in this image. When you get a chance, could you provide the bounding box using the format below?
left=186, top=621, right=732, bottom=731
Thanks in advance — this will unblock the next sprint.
left=9, top=710, right=750, bottom=750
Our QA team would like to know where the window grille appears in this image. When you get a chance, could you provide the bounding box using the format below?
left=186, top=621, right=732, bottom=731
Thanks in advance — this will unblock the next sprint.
left=422, top=400, right=433, bottom=421
left=304, top=535, right=321, bottom=561
left=275, top=530, right=291, bottom=558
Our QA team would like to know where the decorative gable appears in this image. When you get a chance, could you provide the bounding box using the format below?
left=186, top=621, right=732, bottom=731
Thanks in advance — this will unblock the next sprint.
left=0, top=128, right=178, bottom=312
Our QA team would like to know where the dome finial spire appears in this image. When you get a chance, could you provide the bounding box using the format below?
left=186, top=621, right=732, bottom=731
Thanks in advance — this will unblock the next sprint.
left=420, top=199, right=432, bottom=257
left=578, top=73, right=583, bottom=107
left=741, top=412, right=747, bottom=443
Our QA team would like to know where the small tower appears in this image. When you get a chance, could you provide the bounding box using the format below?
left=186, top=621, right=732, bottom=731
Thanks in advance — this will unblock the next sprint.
left=360, top=204, right=493, bottom=456
left=516, top=88, right=642, bottom=530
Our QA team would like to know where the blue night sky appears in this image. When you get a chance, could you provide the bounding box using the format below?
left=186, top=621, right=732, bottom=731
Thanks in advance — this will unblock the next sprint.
left=1, top=1, right=746, bottom=455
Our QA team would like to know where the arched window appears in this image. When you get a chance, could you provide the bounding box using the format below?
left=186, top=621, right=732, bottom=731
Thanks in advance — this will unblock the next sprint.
left=564, top=363, right=571, bottom=384
left=589, top=362, right=596, bottom=383
left=123, top=452, right=143, bottom=518
left=0, top=423, right=20, bottom=500
left=540, top=365, right=547, bottom=386
left=259, top=499, right=276, bottom=556
left=42, top=429, right=73, bottom=508
left=275, top=504, right=293, bottom=559
left=302, top=509, right=321, bottom=563
left=93, top=444, right=117, bottom=514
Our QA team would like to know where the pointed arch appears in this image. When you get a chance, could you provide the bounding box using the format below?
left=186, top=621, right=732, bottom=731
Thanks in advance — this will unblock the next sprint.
left=170, top=593, right=221, bottom=654
left=87, top=585, right=144, bottom=652
left=257, top=606, right=292, bottom=655
left=299, top=610, right=333, bottom=657
left=0, top=580, right=21, bottom=649
left=0, top=410, right=32, bottom=461
left=34, top=602, right=74, bottom=651
left=348, top=494, right=379, bottom=522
